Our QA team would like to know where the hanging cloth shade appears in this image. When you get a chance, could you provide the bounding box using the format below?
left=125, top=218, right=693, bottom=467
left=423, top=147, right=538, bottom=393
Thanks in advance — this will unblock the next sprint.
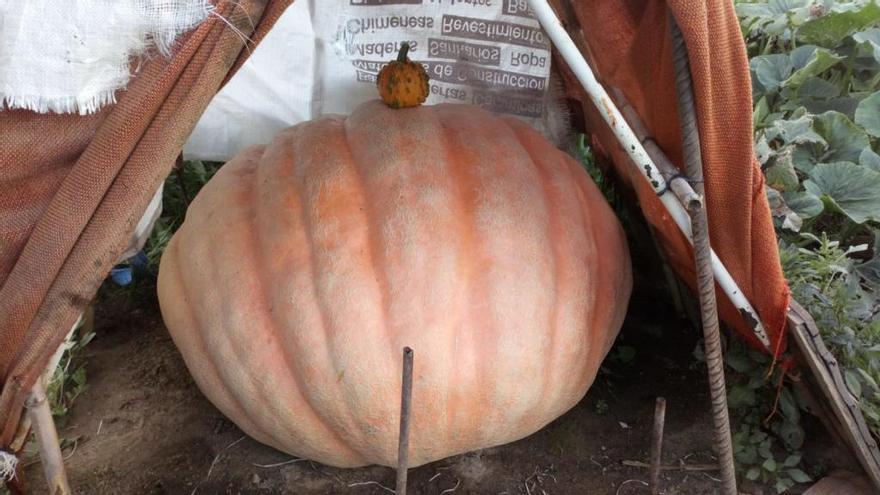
left=0, top=0, right=292, bottom=452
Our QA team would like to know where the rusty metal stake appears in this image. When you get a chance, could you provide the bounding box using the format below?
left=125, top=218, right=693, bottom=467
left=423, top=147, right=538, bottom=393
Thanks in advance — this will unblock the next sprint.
left=26, top=382, right=71, bottom=495
left=669, top=12, right=738, bottom=495
left=650, top=397, right=667, bottom=494
left=396, top=347, right=414, bottom=495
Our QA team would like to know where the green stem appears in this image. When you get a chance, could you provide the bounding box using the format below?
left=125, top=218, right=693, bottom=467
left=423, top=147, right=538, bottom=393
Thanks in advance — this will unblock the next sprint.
left=397, top=42, right=410, bottom=63
left=840, top=67, right=852, bottom=95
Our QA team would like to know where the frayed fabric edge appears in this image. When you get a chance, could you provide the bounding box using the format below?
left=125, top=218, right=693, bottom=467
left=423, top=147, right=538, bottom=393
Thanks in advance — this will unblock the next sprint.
left=0, top=450, right=17, bottom=481
left=147, top=0, right=217, bottom=57
left=1, top=91, right=120, bottom=116
left=0, top=0, right=215, bottom=115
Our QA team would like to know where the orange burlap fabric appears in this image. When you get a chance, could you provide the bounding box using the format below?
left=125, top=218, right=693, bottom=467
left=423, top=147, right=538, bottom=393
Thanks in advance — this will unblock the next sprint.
left=0, top=0, right=292, bottom=446
left=559, top=1, right=790, bottom=355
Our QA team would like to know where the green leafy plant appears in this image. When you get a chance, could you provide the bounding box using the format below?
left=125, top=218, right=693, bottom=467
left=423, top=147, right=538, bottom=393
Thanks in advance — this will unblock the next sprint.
left=736, top=0, right=880, bottom=448
left=46, top=316, right=95, bottom=424
left=574, top=134, right=619, bottom=207
left=739, top=0, right=880, bottom=238
left=696, top=337, right=813, bottom=493
left=144, top=160, right=223, bottom=272
left=727, top=344, right=812, bottom=493
left=780, top=232, right=880, bottom=428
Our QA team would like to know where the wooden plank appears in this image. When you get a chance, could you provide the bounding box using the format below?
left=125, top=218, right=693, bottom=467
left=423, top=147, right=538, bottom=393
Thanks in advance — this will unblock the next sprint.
left=804, top=470, right=874, bottom=495
left=787, top=301, right=880, bottom=490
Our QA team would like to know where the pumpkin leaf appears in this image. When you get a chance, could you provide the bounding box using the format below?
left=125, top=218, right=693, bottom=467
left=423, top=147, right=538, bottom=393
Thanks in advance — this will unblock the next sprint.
left=803, top=97, right=863, bottom=120
left=852, top=69, right=880, bottom=92
left=789, top=45, right=819, bottom=71
left=784, top=47, right=844, bottom=87
left=804, top=162, right=880, bottom=224
left=860, top=148, right=880, bottom=173
left=812, top=111, right=871, bottom=162
left=756, top=135, right=774, bottom=165
left=797, top=2, right=880, bottom=47
left=799, top=76, right=842, bottom=99
left=768, top=115, right=827, bottom=146
left=737, top=0, right=808, bottom=20
left=792, top=144, right=820, bottom=173
left=752, top=54, right=794, bottom=92
left=783, top=190, right=825, bottom=219
left=853, top=28, right=880, bottom=64
left=853, top=27, right=880, bottom=44
left=765, top=150, right=800, bottom=191
left=855, top=91, right=880, bottom=137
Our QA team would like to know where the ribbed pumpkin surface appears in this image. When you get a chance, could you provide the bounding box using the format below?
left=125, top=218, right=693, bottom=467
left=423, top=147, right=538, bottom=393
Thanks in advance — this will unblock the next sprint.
left=157, top=100, right=632, bottom=468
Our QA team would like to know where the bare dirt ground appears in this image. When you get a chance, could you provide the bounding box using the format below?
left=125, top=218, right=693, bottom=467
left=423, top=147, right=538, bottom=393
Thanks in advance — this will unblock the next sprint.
left=20, top=275, right=842, bottom=494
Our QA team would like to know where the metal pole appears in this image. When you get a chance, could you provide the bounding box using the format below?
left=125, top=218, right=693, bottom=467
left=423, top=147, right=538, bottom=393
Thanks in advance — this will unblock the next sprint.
left=396, top=347, right=414, bottom=495
left=668, top=13, right=738, bottom=495
left=526, top=0, right=771, bottom=351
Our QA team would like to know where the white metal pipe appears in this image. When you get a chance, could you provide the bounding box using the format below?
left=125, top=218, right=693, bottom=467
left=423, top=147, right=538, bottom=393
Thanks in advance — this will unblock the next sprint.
left=528, top=0, right=771, bottom=348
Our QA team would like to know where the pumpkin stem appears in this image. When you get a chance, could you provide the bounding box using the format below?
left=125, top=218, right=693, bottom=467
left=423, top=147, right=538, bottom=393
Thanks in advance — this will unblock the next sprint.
left=397, top=42, right=410, bottom=63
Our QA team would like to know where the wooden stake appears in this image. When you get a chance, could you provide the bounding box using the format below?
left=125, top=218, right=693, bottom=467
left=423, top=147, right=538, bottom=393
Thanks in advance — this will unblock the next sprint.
left=650, top=397, right=667, bottom=494
left=623, top=460, right=719, bottom=472
left=26, top=382, right=70, bottom=495
left=396, top=347, right=413, bottom=495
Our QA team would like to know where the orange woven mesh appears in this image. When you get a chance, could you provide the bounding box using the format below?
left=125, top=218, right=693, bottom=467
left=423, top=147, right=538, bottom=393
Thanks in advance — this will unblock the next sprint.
left=0, top=0, right=292, bottom=446
left=560, top=0, right=790, bottom=355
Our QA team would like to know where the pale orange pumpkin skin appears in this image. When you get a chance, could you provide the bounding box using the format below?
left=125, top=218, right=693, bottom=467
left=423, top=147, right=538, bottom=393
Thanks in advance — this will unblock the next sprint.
left=157, top=100, right=632, bottom=468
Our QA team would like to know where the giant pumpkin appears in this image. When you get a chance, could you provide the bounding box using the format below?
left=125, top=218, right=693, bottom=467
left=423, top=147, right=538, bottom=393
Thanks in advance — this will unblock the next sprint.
left=157, top=100, right=632, bottom=468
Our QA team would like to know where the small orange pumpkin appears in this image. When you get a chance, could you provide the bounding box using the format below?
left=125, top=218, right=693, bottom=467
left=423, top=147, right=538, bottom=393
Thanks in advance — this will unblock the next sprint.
left=158, top=100, right=632, bottom=468
left=377, top=42, right=429, bottom=108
